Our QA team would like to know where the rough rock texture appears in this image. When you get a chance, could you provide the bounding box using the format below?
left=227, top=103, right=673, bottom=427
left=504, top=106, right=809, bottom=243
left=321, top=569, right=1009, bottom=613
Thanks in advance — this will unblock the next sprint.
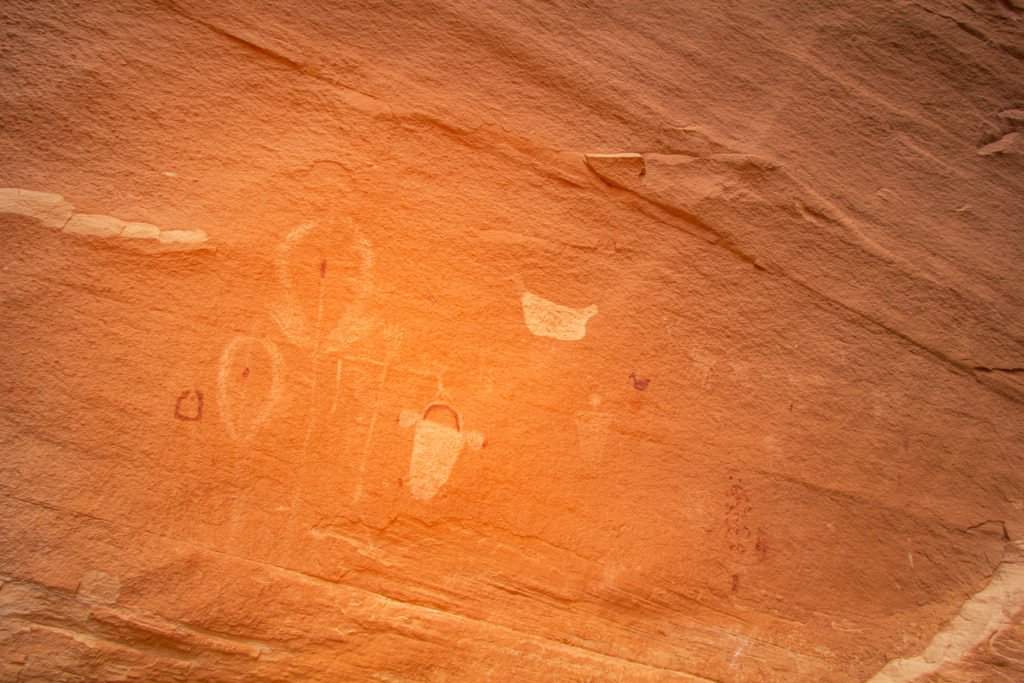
left=1, top=1, right=1023, bottom=681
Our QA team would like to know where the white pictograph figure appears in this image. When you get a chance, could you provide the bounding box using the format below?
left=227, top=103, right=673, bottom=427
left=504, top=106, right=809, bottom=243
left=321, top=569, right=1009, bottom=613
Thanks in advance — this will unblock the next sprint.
left=272, top=218, right=374, bottom=352
left=217, top=336, right=283, bottom=444
left=520, top=291, right=597, bottom=341
left=351, top=326, right=404, bottom=504
left=575, top=393, right=612, bottom=461
left=399, top=403, right=484, bottom=500
left=270, top=216, right=375, bottom=510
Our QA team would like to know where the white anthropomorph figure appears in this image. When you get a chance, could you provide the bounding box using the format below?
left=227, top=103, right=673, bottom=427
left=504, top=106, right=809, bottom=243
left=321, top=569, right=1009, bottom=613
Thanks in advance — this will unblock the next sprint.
left=399, top=403, right=484, bottom=500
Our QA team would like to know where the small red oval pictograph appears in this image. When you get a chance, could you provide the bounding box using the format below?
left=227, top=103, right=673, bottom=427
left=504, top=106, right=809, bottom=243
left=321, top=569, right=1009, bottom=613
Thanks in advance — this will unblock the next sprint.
left=174, top=389, right=203, bottom=421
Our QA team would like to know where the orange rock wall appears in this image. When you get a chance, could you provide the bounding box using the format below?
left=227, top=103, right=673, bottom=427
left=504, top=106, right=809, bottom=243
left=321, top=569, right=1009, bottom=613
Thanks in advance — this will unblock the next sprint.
left=2, top=1, right=1024, bottom=680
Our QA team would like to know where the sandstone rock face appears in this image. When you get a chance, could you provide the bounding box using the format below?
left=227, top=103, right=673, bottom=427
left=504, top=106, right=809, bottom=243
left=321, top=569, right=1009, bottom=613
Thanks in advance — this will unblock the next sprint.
left=2, top=1, right=1024, bottom=681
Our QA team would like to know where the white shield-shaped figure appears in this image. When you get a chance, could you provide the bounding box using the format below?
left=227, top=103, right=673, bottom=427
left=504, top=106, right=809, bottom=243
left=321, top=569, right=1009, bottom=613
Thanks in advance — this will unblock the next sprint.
left=400, top=404, right=483, bottom=501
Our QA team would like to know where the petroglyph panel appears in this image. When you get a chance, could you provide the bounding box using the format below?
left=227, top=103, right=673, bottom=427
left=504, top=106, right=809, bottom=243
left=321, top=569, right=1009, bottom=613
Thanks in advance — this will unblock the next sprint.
left=4, top=2, right=1024, bottom=681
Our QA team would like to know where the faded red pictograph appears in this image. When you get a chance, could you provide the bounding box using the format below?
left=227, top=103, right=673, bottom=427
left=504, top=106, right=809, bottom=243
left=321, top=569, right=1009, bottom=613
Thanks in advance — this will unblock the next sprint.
left=174, top=389, right=203, bottom=421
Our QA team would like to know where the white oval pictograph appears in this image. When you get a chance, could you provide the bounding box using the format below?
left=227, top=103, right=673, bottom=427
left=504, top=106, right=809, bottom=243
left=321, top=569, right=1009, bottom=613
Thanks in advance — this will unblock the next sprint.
left=217, top=336, right=283, bottom=443
left=272, top=218, right=374, bottom=352
left=399, top=403, right=483, bottom=500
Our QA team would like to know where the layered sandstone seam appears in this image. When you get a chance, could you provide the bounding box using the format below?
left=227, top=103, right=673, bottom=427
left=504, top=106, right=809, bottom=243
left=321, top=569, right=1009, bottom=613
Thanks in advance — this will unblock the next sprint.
left=0, top=188, right=208, bottom=249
